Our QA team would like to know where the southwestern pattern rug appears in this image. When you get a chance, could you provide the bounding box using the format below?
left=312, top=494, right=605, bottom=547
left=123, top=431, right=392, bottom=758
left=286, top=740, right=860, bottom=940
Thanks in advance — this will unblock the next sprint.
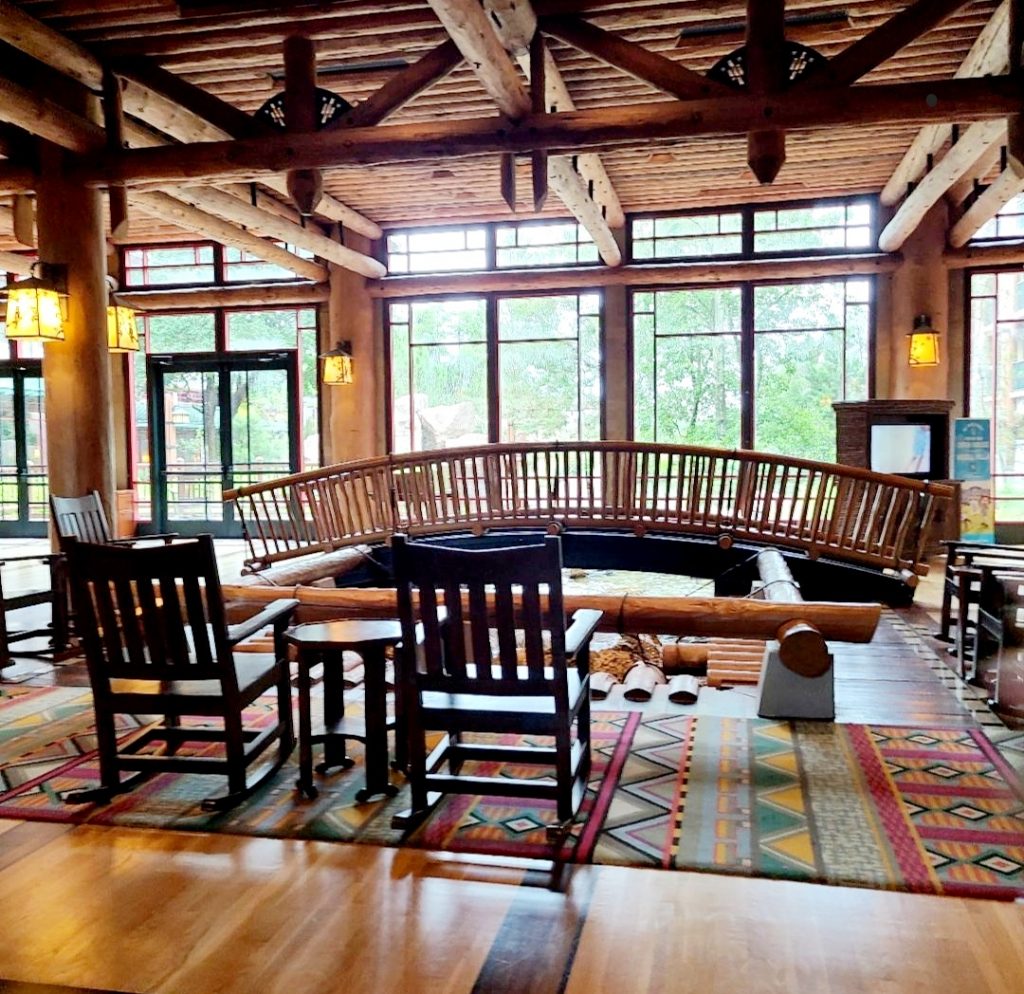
left=1, top=684, right=1022, bottom=900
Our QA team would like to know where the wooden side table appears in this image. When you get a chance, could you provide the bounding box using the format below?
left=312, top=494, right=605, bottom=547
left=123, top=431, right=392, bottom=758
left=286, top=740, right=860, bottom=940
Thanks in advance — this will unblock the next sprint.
left=285, top=619, right=403, bottom=803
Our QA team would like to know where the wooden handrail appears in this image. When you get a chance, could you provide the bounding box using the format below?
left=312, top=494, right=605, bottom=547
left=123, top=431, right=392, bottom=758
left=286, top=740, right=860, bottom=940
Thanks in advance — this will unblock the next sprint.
left=223, top=442, right=954, bottom=576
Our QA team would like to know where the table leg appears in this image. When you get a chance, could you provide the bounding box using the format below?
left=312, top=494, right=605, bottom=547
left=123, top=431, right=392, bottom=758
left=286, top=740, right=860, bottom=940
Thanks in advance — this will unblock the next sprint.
left=356, top=645, right=398, bottom=803
left=296, top=651, right=318, bottom=800
left=318, top=648, right=354, bottom=773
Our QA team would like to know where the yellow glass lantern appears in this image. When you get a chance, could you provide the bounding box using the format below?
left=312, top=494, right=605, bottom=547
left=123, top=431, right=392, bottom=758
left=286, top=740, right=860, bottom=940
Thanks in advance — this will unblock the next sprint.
left=907, top=314, right=940, bottom=367
left=107, top=304, right=140, bottom=353
left=321, top=341, right=354, bottom=385
left=4, top=264, right=68, bottom=342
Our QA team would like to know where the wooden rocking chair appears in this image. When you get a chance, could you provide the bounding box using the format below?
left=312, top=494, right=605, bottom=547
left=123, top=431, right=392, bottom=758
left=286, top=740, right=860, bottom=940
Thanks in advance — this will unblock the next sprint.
left=64, top=534, right=297, bottom=810
left=391, top=533, right=602, bottom=841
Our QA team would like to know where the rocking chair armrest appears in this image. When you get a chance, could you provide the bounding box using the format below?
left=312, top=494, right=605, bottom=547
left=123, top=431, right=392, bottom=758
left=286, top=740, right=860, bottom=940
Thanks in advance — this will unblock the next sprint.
left=227, top=598, right=300, bottom=647
left=565, top=609, right=603, bottom=658
left=106, top=531, right=180, bottom=546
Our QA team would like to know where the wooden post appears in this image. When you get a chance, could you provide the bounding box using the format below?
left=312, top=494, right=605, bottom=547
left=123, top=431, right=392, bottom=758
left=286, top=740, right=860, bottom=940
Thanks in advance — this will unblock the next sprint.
left=284, top=34, right=323, bottom=217
left=35, top=95, right=115, bottom=535
left=745, top=0, right=787, bottom=185
left=1008, top=0, right=1024, bottom=172
left=324, top=230, right=384, bottom=464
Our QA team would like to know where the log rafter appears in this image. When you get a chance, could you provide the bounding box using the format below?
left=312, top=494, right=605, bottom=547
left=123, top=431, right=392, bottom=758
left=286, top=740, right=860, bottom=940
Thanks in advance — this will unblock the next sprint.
left=949, top=164, right=1024, bottom=247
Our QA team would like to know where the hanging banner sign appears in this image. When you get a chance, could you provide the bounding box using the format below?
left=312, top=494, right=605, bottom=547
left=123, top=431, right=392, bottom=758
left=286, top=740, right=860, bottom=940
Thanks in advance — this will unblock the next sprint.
left=953, top=418, right=995, bottom=544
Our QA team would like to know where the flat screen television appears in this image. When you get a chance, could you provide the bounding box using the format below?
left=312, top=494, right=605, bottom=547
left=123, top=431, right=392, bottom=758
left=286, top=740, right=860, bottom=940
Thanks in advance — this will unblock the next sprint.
left=870, top=423, right=932, bottom=476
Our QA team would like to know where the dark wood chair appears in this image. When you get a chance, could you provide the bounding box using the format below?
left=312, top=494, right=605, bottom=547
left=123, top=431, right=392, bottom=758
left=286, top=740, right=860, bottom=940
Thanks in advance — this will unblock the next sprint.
left=50, top=489, right=178, bottom=546
left=0, top=551, right=68, bottom=670
left=390, top=533, right=602, bottom=840
left=956, top=564, right=1024, bottom=680
left=63, top=534, right=297, bottom=810
left=938, top=540, right=1024, bottom=643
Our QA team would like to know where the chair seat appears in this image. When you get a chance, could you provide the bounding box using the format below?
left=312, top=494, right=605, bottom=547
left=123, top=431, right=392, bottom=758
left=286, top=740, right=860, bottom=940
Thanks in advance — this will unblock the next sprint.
left=109, top=653, right=280, bottom=703
left=421, top=667, right=586, bottom=716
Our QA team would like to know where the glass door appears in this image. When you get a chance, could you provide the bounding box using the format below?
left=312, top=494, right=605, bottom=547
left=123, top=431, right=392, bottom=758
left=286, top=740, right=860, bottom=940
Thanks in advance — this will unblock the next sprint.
left=0, top=361, right=48, bottom=536
left=148, top=351, right=299, bottom=535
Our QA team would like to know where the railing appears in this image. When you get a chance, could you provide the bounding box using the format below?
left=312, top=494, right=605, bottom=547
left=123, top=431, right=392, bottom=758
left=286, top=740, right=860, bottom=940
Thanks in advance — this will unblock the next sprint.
left=224, top=442, right=954, bottom=576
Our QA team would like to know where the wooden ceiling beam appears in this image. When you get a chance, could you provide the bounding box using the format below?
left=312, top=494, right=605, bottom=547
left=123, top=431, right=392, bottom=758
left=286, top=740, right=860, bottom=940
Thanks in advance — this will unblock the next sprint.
left=878, top=119, right=1005, bottom=251
left=799, top=0, right=976, bottom=88
left=949, top=164, right=1024, bottom=246
left=425, top=0, right=531, bottom=120
left=882, top=1, right=1009, bottom=205
left=744, top=0, right=786, bottom=186
left=172, top=186, right=385, bottom=277
left=129, top=191, right=328, bottom=281
left=947, top=137, right=1004, bottom=206
left=327, top=39, right=463, bottom=129
left=76, top=76, right=1022, bottom=189
left=0, top=0, right=104, bottom=91
left=540, top=16, right=731, bottom=101
left=481, top=0, right=620, bottom=261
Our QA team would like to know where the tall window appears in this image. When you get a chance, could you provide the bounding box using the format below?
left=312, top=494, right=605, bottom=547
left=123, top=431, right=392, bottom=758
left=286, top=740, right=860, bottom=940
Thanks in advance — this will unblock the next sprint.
left=632, top=278, right=871, bottom=458
left=633, top=288, right=742, bottom=447
left=388, top=293, right=602, bottom=452
left=967, top=270, right=1024, bottom=523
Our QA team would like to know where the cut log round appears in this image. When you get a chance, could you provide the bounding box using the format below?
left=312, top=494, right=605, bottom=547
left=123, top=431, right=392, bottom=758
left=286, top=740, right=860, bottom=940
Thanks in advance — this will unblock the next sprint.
left=622, top=662, right=666, bottom=702
left=777, top=620, right=832, bottom=678
left=589, top=671, right=619, bottom=700
left=667, top=673, right=700, bottom=704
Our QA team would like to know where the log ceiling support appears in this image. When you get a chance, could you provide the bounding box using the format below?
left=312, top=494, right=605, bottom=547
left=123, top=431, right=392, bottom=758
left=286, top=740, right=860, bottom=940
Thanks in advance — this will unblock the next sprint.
left=116, top=282, right=330, bottom=311
left=426, top=0, right=531, bottom=120
left=130, top=191, right=329, bottom=282
left=745, top=0, right=787, bottom=186
left=101, top=69, right=129, bottom=245
left=0, top=249, right=34, bottom=276
left=881, top=1, right=1009, bottom=206
left=803, top=0, right=976, bottom=88
left=1008, top=0, right=1024, bottom=172
left=12, top=195, right=34, bottom=248
left=433, top=0, right=620, bottom=265
left=0, top=76, right=105, bottom=152
left=67, top=77, right=1021, bottom=190
left=947, top=136, right=1005, bottom=206
left=328, top=39, right=463, bottom=130
left=949, top=164, right=1024, bottom=247
left=529, top=31, right=548, bottom=213
left=540, top=16, right=729, bottom=101
left=878, top=119, right=1006, bottom=252
left=283, top=34, right=322, bottom=217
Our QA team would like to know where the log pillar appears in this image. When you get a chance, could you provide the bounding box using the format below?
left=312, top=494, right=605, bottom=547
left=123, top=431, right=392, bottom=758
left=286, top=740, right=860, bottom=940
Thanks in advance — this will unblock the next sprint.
left=601, top=227, right=629, bottom=439
left=883, top=200, right=955, bottom=404
left=35, top=122, right=115, bottom=532
left=323, top=229, right=385, bottom=464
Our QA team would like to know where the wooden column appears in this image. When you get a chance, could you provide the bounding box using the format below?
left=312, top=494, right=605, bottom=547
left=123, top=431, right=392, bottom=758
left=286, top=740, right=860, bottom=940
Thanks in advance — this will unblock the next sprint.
left=601, top=229, right=630, bottom=439
left=323, top=230, right=385, bottom=464
left=885, top=201, right=953, bottom=402
left=35, top=100, right=115, bottom=529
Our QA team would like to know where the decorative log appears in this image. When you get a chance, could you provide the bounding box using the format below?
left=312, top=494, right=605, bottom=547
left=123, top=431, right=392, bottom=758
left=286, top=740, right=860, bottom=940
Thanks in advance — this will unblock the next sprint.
left=129, top=191, right=328, bottom=282
left=547, top=158, right=622, bottom=266
left=878, top=119, right=1005, bottom=252
left=116, top=282, right=329, bottom=311
left=881, top=1, right=1009, bottom=205
left=368, top=252, right=900, bottom=298
left=589, top=671, right=619, bottom=700
left=622, top=663, right=666, bottom=702
left=426, top=0, right=531, bottom=120
left=745, top=0, right=786, bottom=186
left=81, top=77, right=1021, bottom=188
left=220, top=583, right=882, bottom=643
left=662, top=643, right=709, bottom=670
left=667, top=674, right=701, bottom=705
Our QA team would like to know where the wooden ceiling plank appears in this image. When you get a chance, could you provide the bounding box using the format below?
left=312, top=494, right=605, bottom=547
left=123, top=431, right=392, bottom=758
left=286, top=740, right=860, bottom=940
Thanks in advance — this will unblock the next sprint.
left=328, top=39, right=464, bottom=129
left=878, top=118, right=1005, bottom=252
left=80, top=75, right=1021, bottom=189
left=803, top=0, right=976, bottom=88
left=881, top=1, right=1009, bottom=206
left=130, top=190, right=328, bottom=281
left=540, top=15, right=731, bottom=100
left=426, top=0, right=532, bottom=120
left=744, top=0, right=786, bottom=186
left=949, top=165, right=1024, bottom=246
left=172, top=186, right=385, bottom=277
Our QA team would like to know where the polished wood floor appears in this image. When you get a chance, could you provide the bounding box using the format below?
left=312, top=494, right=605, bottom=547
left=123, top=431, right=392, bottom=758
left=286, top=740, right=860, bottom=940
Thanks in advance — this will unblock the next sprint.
left=2, top=555, right=1023, bottom=994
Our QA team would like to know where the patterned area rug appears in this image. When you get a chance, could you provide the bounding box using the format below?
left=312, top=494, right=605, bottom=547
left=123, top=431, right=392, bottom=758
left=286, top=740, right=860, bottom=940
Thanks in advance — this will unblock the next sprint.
left=1, top=685, right=1022, bottom=899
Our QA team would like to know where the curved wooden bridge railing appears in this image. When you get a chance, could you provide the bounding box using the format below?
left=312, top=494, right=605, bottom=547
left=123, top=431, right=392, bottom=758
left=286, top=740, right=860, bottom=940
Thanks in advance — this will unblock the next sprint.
left=224, top=442, right=954, bottom=578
